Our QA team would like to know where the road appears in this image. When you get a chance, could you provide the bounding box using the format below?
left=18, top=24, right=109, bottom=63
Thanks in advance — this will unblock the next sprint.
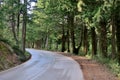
left=0, top=49, right=84, bottom=80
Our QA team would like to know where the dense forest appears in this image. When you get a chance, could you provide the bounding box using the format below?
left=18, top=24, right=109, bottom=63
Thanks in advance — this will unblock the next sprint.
left=0, top=0, right=120, bottom=76
left=0, top=0, right=29, bottom=70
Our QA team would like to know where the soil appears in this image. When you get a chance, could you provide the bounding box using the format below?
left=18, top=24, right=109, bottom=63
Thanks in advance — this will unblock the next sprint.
left=0, top=42, right=21, bottom=71
left=57, top=52, right=119, bottom=80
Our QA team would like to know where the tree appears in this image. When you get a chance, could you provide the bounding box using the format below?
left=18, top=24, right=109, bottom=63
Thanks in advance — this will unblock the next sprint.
left=109, top=0, right=117, bottom=59
left=25, top=0, right=120, bottom=65
left=91, top=27, right=97, bottom=56
left=22, top=0, right=27, bottom=53
left=115, top=0, right=120, bottom=63
left=99, top=19, right=107, bottom=58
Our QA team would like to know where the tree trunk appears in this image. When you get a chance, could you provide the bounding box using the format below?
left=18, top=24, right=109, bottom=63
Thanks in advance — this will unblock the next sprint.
left=11, top=13, right=18, bottom=45
left=116, top=25, right=120, bottom=63
left=49, top=39, right=52, bottom=50
left=61, top=24, right=66, bottom=52
left=56, top=42, right=59, bottom=50
left=22, top=0, right=27, bottom=53
left=91, top=27, right=97, bottom=56
left=10, top=1, right=18, bottom=45
left=111, top=14, right=116, bottom=59
left=45, top=34, right=49, bottom=49
left=32, top=42, right=34, bottom=48
left=115, top=1, right=120, bottom=63
left=16, top=0, right=20, bottom=47
left=67, top=15, right=70, bottom=52
left=74, top=26, right=84, bottom=55
left=69, top=13, right=76, bottom=54
left=99, top=20, right=107, bottom=58
left=0, top=1, right=1, bottom=7
left=34, top=40, right=41, bottom=49
left=42, top=38, right=45, bottom=49
left=68, top=12, right=82, bottom=54
left=67, top=29, right=70, bottom=52
left=83, top=26, right=88, bottom=55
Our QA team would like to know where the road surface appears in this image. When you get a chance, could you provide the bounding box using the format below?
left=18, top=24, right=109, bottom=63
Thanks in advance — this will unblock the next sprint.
left=0, top=49, right=84, bottom=80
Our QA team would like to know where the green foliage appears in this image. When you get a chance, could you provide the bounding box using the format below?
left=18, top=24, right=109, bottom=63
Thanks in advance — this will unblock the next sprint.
left=0, top=38, right=11, bottom=45
left=0, top=0, right=120, bottom=77
left=108, top=60, right=120, bottom=77
left=94, top=56, right=120, bottom=77
left=12, top=46, right=27, bottom=62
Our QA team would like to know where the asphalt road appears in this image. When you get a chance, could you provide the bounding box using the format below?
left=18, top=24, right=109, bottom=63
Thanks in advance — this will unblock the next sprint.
left=0, top=49, right=84, bottom=80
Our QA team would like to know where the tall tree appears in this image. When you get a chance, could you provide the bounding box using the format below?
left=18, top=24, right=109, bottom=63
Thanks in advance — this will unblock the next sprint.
left=22, top=0, right=27, bottom=53
left=111, top=0, right=116, bottom=59
left=61, top=22, right=66, bottom=52
left=91, top=27, right=97, bottom=56
left=10, top=0, right=19, bottom=45
left=83, top=25, right=88, bottom=55
left=115, top=0, right=120, bottom=63
left=16, top=0, right=21, bottom=46
left=99, top=19, right=107, bottom=58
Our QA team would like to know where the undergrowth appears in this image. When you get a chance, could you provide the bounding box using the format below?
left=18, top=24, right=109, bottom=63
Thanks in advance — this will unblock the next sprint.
left=92, top=56, right=120, bottom=78
left=12, top=46, right=31, bottom=62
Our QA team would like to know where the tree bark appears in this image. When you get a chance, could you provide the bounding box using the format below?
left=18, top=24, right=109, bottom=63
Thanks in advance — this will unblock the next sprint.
left=116, top=25, right=120, bottom=63
left=99, top=20, right=107, bottom=58
left=16, top=0, right=20, bottom=47
left=10, top=1, right=18, bottom=45
left=49, top=39, right=52, bottom=50
left=67, top=14, right=70, bottom=52
left=11, top=13, right=18, bottom=45
left=73, top=25, right=84, bottom=55
left=91, top=27, right=97, bottom=56
left=67, top=29, right=70, bottom=52
left=22, top=0, right=27, bottom=53
left=45, top=34, right=49, bottom=49
left=69, top=13, right=76, bottom=54
left=61, top=24, right=66, bottom=52
left=111, top=14, right=116, bottom=59
left=83, top=26, right=88, bottom=55
left=115, top=3, right=120, bottom=63
left=68, top=12, right=83, bottom=54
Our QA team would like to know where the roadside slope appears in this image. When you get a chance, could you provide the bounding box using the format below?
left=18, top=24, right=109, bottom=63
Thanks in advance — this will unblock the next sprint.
left=0, top=41, right=20, bottom=71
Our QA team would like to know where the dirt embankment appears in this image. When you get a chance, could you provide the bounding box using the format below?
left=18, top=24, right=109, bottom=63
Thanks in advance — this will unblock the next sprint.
left=57, top=52, right=118, bottom=80
left=0, top=41, right=21, bottom=71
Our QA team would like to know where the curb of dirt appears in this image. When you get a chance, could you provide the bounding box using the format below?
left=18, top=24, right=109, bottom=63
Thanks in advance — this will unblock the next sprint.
left=56, top=52, right=118, bottom=80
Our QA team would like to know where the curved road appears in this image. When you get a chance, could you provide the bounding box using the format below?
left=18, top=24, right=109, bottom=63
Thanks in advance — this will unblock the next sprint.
left=0, top=49, right=84, bottom=80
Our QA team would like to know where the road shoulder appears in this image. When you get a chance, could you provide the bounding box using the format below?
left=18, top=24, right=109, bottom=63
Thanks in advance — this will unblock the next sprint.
left=56, top=52, right=118, bottom=80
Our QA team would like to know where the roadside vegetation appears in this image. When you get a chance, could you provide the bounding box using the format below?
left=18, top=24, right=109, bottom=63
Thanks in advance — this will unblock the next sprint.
left=0, top=0, right=120, bottom=79
left=0, top=39, right=30, bottom=71
left=93, top=55, right=120, bottom=78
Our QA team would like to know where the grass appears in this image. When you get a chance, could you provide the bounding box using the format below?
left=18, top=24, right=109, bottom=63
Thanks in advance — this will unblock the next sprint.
left=92, top=55, right=120, bottom=78
left=12, top=46, right=31, bottom=62
left=24, top=51, right=31, bottom=60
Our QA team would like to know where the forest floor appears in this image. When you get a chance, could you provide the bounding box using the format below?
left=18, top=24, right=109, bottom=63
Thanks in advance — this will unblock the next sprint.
left=57, top=52, right=119, bottom=80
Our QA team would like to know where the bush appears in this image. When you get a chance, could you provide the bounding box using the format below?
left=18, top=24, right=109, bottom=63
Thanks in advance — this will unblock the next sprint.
left=12, top=46, right=26, bottom=62
left=12, top=46, right=31, bottom=62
